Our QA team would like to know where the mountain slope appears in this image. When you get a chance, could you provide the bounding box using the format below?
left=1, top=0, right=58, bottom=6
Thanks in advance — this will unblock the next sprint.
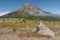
left=0, top=3, right=60, bottom=21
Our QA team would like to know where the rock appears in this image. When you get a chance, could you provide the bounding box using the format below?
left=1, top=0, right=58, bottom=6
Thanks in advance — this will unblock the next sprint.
left=34, top=22, right=55, bottom=37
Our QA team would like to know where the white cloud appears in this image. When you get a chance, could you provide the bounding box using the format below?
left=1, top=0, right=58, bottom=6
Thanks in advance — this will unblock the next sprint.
left=0, top=11, right=10, bottom=16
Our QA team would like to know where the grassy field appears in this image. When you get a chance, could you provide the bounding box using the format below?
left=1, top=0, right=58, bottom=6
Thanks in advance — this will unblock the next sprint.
left=0, top=18, right=60, bottom=27
left=0, top=18, right=60, bottom=37
left=0, top=18, right=38, bottom=27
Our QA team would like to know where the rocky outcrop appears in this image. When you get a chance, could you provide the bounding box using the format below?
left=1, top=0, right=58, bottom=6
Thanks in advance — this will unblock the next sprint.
left=34, top=22, right=55, bottom=37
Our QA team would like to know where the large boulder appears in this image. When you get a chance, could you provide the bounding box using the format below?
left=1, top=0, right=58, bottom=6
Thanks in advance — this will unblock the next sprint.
left=34, top=22, right=55, bottom=37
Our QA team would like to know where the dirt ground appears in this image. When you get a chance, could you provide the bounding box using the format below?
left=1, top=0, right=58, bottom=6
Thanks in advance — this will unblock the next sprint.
left=0, top=27, right=60, bottom=40
left=0, top=33, right=60, bottom=40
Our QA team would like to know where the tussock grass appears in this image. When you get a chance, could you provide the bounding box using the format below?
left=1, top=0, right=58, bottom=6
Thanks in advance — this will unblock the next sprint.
left=0, top=18, right=60, bottom=29
left=18, top=31, right=51, bottom=38
left=0, top=18, right=60, bottom=36
left=0, top=18, right=60, bottom=28
left=0, top=18, right=38, bottom=27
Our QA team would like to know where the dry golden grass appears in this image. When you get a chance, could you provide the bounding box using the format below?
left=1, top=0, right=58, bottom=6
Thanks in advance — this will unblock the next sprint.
left=18, top=31, right=51, bottom=38
left=0, top=18, right=60, bottom=29
left=0, top=18, right=60, bottom=36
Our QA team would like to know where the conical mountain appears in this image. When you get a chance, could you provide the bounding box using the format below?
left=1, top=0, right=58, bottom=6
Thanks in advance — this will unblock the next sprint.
left=1, top=3, right=60, bottom=21
left=16, top=3, right=49, bottom=14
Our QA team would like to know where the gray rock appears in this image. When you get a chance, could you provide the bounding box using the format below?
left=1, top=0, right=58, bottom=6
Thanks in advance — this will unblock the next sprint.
left=34, top=22, right=55, bottom=37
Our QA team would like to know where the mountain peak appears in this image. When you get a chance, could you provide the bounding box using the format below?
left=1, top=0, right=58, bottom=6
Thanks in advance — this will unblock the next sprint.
left=17, top=3, right=32, bottom=11
left=23, top=3, right=33, bottom=10
left=24, top=3, right=31, bottom=6
left=10, top=3, right=50, bottom=15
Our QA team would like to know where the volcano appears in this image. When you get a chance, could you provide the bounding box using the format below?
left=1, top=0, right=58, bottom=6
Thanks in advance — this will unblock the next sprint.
left=1, top=3, right=60, bottom=21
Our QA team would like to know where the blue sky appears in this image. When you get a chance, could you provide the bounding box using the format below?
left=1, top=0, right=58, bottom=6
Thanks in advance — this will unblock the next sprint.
left=0, top=0, right=60, bottom=14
